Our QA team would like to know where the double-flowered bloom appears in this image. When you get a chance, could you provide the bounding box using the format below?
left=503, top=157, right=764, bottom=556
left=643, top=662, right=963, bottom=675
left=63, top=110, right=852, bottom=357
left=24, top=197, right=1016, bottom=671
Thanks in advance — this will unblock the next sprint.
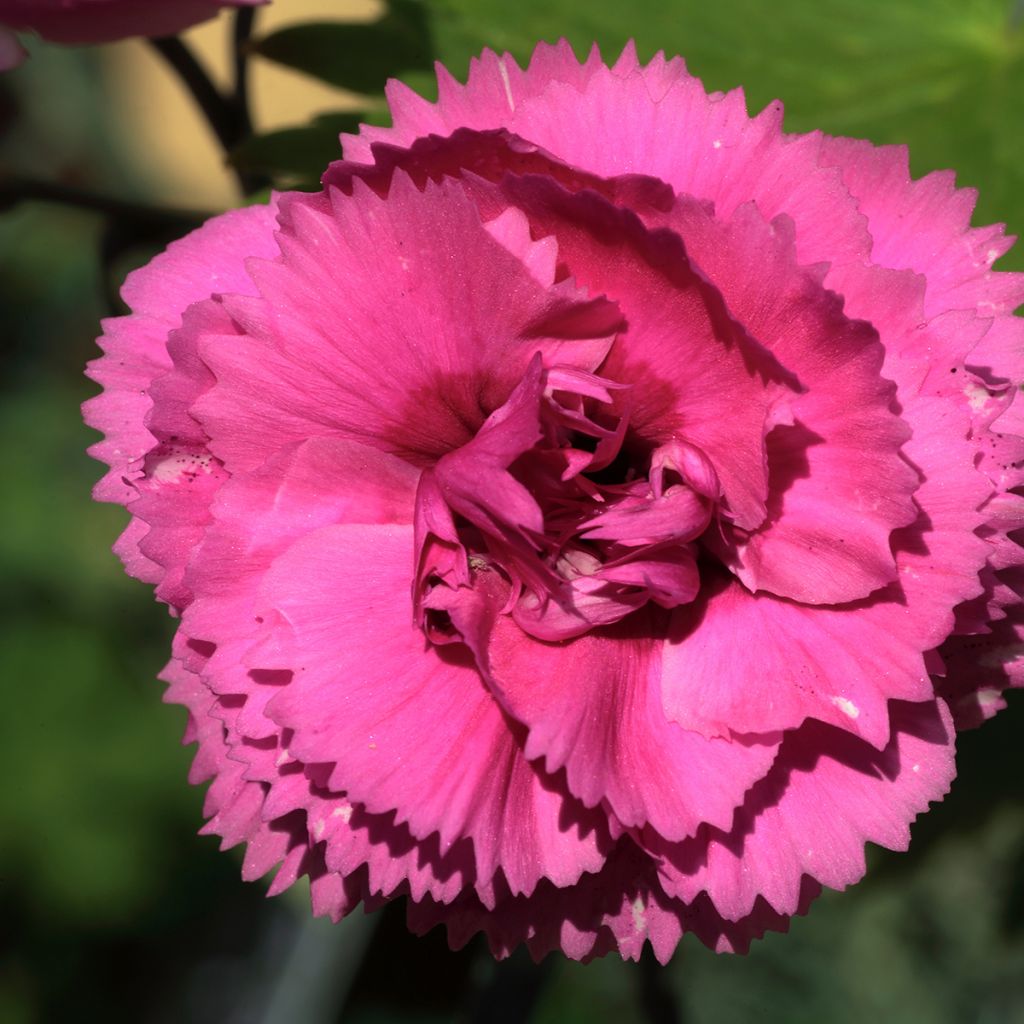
left=85, top=42, right=1024, bottom=961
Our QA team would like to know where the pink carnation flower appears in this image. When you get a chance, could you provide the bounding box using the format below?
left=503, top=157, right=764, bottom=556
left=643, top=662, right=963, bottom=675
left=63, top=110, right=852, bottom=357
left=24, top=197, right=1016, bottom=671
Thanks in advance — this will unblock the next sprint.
left=85, top=41, right=1024, bottom=962
left=0, top=0, right=266, bottom=69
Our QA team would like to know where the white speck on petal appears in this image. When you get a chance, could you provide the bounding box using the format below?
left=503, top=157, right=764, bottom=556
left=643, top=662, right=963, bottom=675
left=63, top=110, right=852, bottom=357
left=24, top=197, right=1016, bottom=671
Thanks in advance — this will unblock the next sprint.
left=712, top=138, right=722, bottom=149
left=964, top=381, right=992, bottom=412
left=275, top=749, right=291, bottom=766
left=313, top=819, right=325, bottom=840
left=831, top=696, right=860, bottom=719
left=631, top=896, right=646, bottom=932
left=332, top=805, right=353, bottom=824
left=498, top=57, right=515, bottom=111
left=912, top=763, right=920, bottom=773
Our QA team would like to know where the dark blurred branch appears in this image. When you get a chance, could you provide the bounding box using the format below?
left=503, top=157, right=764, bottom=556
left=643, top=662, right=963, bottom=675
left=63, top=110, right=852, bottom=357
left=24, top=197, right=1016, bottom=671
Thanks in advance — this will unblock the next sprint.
left=150, top=36, right=237, bottom=150
left=150, top=27, right=267, bottom=195
left=0, top=177, right=209, bottom=228
left=232, top=7, right=258, bottom=139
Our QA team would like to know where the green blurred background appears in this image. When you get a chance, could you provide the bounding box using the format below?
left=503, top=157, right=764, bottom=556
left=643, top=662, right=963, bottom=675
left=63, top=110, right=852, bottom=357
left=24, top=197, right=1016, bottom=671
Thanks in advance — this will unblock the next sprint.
left=2, top=1, right=1024, bottom=1021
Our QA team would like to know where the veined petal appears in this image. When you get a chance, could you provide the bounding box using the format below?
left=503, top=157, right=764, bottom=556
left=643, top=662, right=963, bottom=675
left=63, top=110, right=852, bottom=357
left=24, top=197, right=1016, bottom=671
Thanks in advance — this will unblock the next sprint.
left=487, top=609, right=781, bottom=841
left=257, top=523, right=610, bottom=896
left=191, top=174, right=619, bottom=475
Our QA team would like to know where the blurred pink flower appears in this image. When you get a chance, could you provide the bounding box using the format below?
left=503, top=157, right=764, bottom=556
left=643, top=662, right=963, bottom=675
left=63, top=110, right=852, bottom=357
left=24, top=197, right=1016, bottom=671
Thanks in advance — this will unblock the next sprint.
left=85, top=41, right=1024, bottom=962
left=0, top=0, right=266, bottom=68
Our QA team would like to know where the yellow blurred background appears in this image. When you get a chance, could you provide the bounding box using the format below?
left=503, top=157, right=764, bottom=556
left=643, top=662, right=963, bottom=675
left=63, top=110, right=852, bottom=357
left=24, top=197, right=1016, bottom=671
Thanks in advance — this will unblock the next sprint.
left=103, top=0, right=381, bottom=207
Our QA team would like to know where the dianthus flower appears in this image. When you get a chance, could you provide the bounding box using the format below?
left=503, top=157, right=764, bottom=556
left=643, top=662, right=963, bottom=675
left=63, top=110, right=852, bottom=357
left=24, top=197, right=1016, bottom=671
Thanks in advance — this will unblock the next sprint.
left=0, top=0, right=265, bottom=69
left=85, top=42, right=1024, bottom=961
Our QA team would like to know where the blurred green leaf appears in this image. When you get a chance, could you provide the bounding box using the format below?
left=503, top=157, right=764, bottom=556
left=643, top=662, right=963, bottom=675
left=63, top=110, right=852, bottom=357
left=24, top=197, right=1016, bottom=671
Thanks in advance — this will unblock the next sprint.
left=230, top=112, right=365, bottom=189
left=253, top=0, right=433, bottom=94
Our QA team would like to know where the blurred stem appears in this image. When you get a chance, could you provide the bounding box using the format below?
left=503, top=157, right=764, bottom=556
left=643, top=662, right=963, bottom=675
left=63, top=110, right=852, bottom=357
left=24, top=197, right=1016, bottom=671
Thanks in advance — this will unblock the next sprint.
left=149, top=27, right=267, bottom=196
left=232, top=7, right=257, bottom=139
left=150, top=36, right=237, bottom=151
left=638, top=950, right=685, bottom=1024
left=257, top=909, right=379, bottom=1024
left=0, top=177, right=209, bottom=228
left=463, top=949, right=553, bottom=1024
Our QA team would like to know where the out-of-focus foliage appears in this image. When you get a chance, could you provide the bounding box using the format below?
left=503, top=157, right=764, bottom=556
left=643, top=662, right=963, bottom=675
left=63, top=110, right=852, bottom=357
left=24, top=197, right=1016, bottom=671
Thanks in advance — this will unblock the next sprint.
left=230, top=111, right=364, bottom=188
left=2, top=1, right=1023, bottom=1022
left=253, top=0, right=433, bottom=92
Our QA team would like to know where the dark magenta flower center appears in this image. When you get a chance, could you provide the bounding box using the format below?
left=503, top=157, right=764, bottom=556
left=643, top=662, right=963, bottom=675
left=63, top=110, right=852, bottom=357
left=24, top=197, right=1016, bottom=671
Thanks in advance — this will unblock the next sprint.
left=412, top=354, right=721, bottom=642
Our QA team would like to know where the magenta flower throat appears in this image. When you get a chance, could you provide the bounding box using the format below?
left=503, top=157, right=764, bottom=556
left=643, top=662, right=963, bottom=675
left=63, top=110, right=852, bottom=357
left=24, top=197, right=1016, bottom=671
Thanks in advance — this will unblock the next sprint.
left=85, top=42, right=1024, bottom=962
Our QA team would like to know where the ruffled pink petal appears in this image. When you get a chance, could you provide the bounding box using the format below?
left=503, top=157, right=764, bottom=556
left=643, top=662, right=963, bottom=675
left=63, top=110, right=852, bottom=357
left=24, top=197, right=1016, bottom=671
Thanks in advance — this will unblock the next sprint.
left=342, top=40, right=611, bottom=164
left=161, top=657, right=327, bottom=899
left=190, top=174, right=619, bottom=476
left=670, top=197, right=919, bottom=603
left=819, top=137, right=1024, bottom=318
left=346, top=45, right=872, bottom=273
left=212, top=693, right=479, bottom=906
left=84, top=315, right=173, bottom=507
left=967, top=314, right=1024, bottom=386
left=165, top=648, right=480, bottom=911
left=179, top=436, right=418, bottom=744
left=84, top=202, right=280, bottom=582
left=120, top=202, right=279, bottom=327
left=825, top=260, right=999, bottom=637
left=486, top=172, right=800, bottom=531
left=660, top=572, right=933, bottom=748
left=647, top=700, right=953, bottom=920
left=257, top=523, right=610, bottom=897
left=408, top=837, right=820, bottom=961
left=486, top=609, right=781, bottom=842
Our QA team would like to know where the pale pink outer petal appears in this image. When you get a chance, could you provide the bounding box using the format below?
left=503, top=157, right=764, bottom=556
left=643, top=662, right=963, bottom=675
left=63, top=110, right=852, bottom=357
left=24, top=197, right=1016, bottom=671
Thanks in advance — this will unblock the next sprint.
left=486, top=610, right=781, bottom=842
left=818, top=137, right=1024, bottom=318
left=825, top=253, right=1016, bottom=702
left=967, top=314, right=1024, bottom=386
left=126, top=446, right=228, bottom=608
left=0, top=0, right=265, bottom=46
left=341, top=40, right=610, bottom=164
left=818, top=141, right=1024, bottom=726
left=181, top=436, right=420, bottom=722
left=190, top=175, right=618, bottom=475
left=646, top=700, right=955, bottom=920
left=84, top=202, right=280, bottom=581
left=258, top=523, right=611, bottom=898
left=161, top=656, right=335, bottom=909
